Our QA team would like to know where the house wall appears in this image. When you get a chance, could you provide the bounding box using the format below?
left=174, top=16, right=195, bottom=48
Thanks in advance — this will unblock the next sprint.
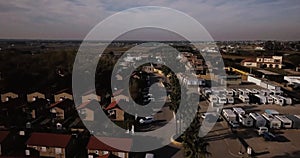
left=54, top=93, right=73, bottom=102
left=27, top=92, right=45, bottom=102
left=1, top=92, right=18, bottom=102
left=88, top=149, right=129, bottom=158
left=82, top=94, right=100, bottom=103
left=51, top=107, right=65, bottom=120
left=83, top=108, right=94, bottom=121
left=28, top=145, right=66, bottom=158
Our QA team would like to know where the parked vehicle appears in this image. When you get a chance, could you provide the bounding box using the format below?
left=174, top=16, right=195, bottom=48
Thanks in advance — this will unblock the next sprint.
left=222, top=109, right=237, bottom=122
left=257, top=126, right=268, bottom=135
left=254, top=94, right=267, bottom=104
left=226, top=89, right=234, bottom=96
left=262, top=113, right=281, bottom=129
left=270, top=95, right=285, bottom=106
left=209, top=95, right=218, bottom=103
left=226, top=95, right=234, bottom=104
left=250, top=113, right=267, bottom=128
left=286, top=115, right=300, bottom=129
left=239, top=95, right=250, bottom=103
left=139, top=116, right=155, bottom=124
left=233, top=107, right=245, bottom=115
left=266, top=96, right=274, bottom=104
left=217, top=95, right=227, bottom=104
left=277, top=95, right=292, bottom=105
left=265, top=109, right=279, bottom=115
left=275, top=115, right=292, bottom=129
left=238, top=114, right=253, bottom=127
left=229, top=120, right=240, bottom=128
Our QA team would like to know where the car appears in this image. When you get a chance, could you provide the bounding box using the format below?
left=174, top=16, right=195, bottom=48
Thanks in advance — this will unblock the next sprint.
left=139, top=116, right=155, bottom=124
left=263, top=132, right=276, bottom=141
left=229, top=120, right=240, bottom=128
left=257, top=127, right=268, bottom=136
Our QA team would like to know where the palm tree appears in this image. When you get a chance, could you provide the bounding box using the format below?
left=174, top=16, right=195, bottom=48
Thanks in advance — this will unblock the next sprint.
left=182, top=116, right=211, bottom=158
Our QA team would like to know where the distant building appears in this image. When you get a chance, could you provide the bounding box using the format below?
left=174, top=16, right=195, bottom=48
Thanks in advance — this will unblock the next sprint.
left=54, top=89, right=73, bottom=102
left=24, top=98, right=49, bottom=119
left=81, top=90, right=100, bottom=103
left=49, top=99, right=75, bottom=120
left=87, top=136, right=132, bottom=158
left=105, top=101, right=124, bottom=121
left=0, top=91, right=18, bottom=102
left=241, top=56, right=283, bottom=69
left=77, top=100, right=99, bottom=122
left=27, top=91, right=46, bottom=102
left=26, top=132, right=77, bottom=158
left=0, top=131, right=11, bottom=156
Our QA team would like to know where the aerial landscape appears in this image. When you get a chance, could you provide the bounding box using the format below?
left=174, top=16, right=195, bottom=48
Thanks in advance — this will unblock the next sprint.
left=0, top=1, right=300, bottom=158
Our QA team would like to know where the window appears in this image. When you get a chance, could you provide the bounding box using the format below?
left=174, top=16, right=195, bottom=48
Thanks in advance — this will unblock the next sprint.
left=41, top=147, right=47, bottom=152
left=55, top=148, right=62, bottom=154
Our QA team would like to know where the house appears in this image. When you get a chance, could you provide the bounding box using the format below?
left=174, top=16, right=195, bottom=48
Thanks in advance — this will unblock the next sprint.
left=242, top=56, right=283, bottom=69
left=27, top=91, right=46, bottom=102
left=0, top=131, right=11, bottom=156
left=241, top=58, right=257, bottom=67
left=0, top=91, right=18, bottom=103
left=111, top=89, right=129, bottom=103
left=54, top=89, right=73, bottom=102
left=49, top=99, right=75, bottom=120
left=82, top=90, right=100, bottom=104
left=25, top=98, right=49, bottom=119
left=105, top=101, right=124, bottom=121
left=26, top=132, right=77, bottom=158
left=87, top=136, right=132, bottom=158
left=77, top=100, right=100, bottom=122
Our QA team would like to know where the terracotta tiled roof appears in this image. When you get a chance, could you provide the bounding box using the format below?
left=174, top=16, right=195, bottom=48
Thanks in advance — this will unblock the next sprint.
left=26, top=133, right=72, bottom=148
left=76, top=100, right=100, bottom=110
left=105, top=101, right=118, bottom=110
left=49, top=99, right=73, bottom=109
left=0, top=131, right=9, bottom=143
left=87, top=136, right=132, bottom=152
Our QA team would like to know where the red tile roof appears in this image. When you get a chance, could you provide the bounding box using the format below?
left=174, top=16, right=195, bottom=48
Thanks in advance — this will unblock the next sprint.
left=105, top=101, right=118, bottom=110
left=0, top=131, right=9, bottom=143
left=26, top=133, right=72, bottom=148
left=87, top=136, right=132, bottom=152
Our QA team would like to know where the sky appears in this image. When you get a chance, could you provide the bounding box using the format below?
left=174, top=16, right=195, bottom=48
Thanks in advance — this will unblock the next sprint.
left=0, top=0, right=299, bottom=41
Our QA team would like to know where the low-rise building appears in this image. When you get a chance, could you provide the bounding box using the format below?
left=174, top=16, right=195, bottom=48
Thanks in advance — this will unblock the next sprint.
left=54, top=89, right=73, bottom=102
left=87, top=136, right=132, bottom=158
left=27, top=91, right=46, bottom=102
left=0, top=91, right=18, bottom=103
left=26, top=132, right=77, bottom=158
left=49, top=99, right=75, bottom=120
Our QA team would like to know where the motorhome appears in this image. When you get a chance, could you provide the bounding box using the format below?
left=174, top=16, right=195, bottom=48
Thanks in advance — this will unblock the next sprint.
left=217, top=95, right=227, bottom=104
left=266, top=96, right=274, bottom=104
left=238, top=89, right=249, bottom=96
left=233, top=107, right=245, bottom=115
left=264, top=109, right=279, bottom=115
left=222, top=109, right=237, bottom=122
left=232, top=89, right=240, bottom=97
left=254, top=94, right=267, bottom=104
left=275, top=115, right=292, bottom=129
left=270, top=89, right=283, bottom=96
left=286, top=115, right=300, bottom=129
left=250, top=113, right=267, bottom=128
left=270, top=95, right=285, bottom=106
left=209, top=95, right=218, bottom=103
left=226, top=89, right=234, bottom=96
left=238, top=114, right=253, bottom=127
left=239, top=95, right=250, bottom=103
left=259, top=89, right=270, bottom=96
left=277, top=96, right=292, bottom=105
left=262, top=113, right=281, bottom=129
left=226, top=95, right=234, bottom=104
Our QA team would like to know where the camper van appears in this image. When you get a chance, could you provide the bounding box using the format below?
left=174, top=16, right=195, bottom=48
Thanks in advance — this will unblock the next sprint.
left=233, top=107, right=245, bottom=115
left=226, top=89, right=234, bottom=96
left=226, top=96, right=234, bottom=104
left=222, top=109, right=237, bottom=122
left=232, top=89, right=240, bottom=97
left=238, top=89, right=249, bottom=96
left=209, top=95, right=218, bottom=103
left=239, top=95, right=250, bottom=103
left=266, top=96, right=274, bottom=104
left=217, top=95, right=227, bottom=104
left=270, top=95, right=285, bottom=106
left=250, top=113, right=267, bottom=128
left=262, top=113, right=281, bottom=129
left=259, top=89, right=270, bottom=96
left=277, top=96, right=292, bottom=105
left=239, top=114, right=253, bottom=127
left=254, top=94, right=267, bottom=104
left=275, top=115, right=292, bottom=129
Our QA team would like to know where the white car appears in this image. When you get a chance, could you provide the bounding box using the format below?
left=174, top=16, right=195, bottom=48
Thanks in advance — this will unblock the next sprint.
left=139, top=116, right=155, bottom=124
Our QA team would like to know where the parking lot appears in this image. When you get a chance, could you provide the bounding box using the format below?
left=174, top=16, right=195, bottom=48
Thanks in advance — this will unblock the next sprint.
left=199, top=100, right=300, bottom=158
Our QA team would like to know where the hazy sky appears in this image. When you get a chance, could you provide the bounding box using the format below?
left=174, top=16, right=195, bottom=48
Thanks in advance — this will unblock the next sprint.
left=0, top=0, right=299, bottom=41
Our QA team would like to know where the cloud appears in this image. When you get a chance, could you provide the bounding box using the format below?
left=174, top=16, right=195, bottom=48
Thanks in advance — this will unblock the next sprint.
left=0, top=0, right=299, bottom=40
